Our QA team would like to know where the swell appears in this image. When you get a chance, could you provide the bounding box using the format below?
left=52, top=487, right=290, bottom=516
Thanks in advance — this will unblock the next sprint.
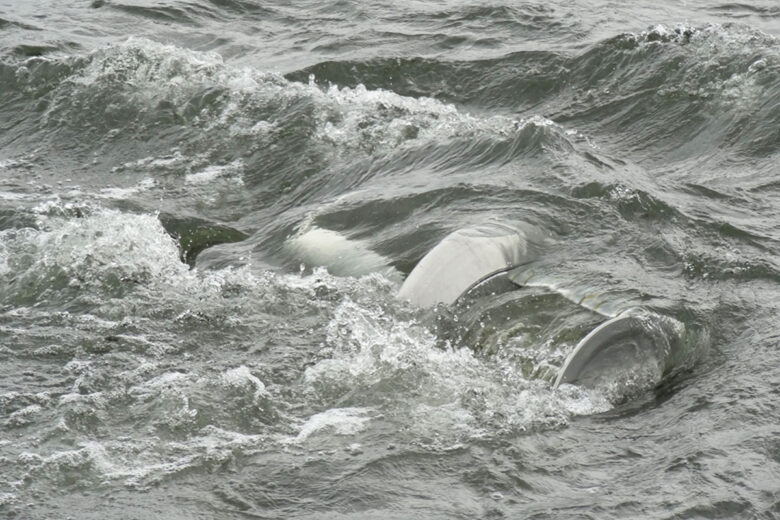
left=0, top=39, right=589, bottom=217
left=2, top=24, right=776, bottom=207
left=93, top=0, right=276, bottom=22
left=556, top=24, right=780, bottom=161
left=103, top=4, right=206, bottom=26
left=0, top=34, right=776, bottom=303
left=708, top=3, right=780, bottom=17
left=1, top=36, right=775, bottom=289
left=288, top=24, right=780, bottom=163
left=569, top=180, right=780, bottom=286
left=285, top=51, right=570, bottom=112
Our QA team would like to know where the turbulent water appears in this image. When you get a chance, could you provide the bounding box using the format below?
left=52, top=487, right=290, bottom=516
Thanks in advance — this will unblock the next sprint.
left=0, top=0, right=779, bottom=518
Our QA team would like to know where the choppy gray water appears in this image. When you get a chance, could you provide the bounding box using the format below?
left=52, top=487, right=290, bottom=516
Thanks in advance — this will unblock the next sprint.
left=0, top=0, right=779, bottom=518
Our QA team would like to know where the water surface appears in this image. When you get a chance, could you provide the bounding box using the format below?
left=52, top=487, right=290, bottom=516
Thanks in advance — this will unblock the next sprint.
left=0, top=0, right=779, bottom=518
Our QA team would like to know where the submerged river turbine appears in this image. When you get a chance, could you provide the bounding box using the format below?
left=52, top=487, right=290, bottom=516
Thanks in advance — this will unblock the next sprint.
left=397, top=223, right=690, bottom=395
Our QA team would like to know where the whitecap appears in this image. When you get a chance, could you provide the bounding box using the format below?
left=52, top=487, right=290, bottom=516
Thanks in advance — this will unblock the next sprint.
left=184, top=160, right=244, bottom=185
left=295, top=407, right=373, bottom=442
left=220, top=366, right=269, bottom=401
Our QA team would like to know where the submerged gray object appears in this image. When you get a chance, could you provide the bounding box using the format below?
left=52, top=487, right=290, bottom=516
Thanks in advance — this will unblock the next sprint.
left=554, top=308, right=685, bottom=389
left=398, top=223, right=547, bottom=308
left=399, top=225, right=687, bottom=395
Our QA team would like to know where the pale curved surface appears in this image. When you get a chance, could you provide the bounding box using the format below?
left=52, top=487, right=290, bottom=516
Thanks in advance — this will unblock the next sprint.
left=285, top=226, right=401, bottom=281
left=554, top=309, right=685, bottom=389
left=398, top=223, right=548, bottom=308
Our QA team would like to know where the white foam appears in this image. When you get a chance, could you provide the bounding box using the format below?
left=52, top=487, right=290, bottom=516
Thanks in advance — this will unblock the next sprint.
left=221, top=366, right=268, bottom=401
left=304, top=297, right=618, bottom=438
left=314, top=83, right=560, bottom=153
left=5, top=404, right=43, bottom=427
left=0, top=243, right=8, bottom=277
left=18, top=425, right=265, bottom=489
left=184, top=160, right=244, bottom=185
left=295, top=407, right=373, bottom=442
left=70, top=37, right=225, bottom=90
left=114, top=151, right=191, bottom=173
left=634, top=24, right=776, bottom=113
left=1, top=205, right=189, bottom=295
left=0, top=191, right=28, bottom=201
left=114, top=427, right=263, bottom=487
left=97, top=178, right=156, bottom=199
left=52, top=38, right=577, bottom=160
left=58, top=392, right=103, bottom=406
left=130, top=371, right=193, bottom=398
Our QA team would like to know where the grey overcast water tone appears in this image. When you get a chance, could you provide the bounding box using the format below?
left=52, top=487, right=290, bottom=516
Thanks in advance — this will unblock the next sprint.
left=1, top=0, right=779, bottom=518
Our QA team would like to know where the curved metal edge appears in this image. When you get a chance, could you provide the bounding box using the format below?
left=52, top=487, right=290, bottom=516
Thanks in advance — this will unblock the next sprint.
left=553, top=309, right=684, bottom=389
left=553, top=313, right=637, bottom=388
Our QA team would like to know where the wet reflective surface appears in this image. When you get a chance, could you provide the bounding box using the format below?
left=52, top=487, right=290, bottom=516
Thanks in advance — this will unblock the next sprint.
left=0, top=1, right=779, bottom=517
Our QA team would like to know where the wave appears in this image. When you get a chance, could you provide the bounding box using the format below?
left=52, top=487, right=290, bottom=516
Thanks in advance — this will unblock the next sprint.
left=288, top=23, right=780, bottom=163
left=557, top=24, right=780, bottom=160
left=0, top=38, right=546, bottom=149
left=0, top=38, right=596, bottom=222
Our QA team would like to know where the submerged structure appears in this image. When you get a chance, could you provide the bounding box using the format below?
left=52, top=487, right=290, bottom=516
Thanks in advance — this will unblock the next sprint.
left=395, top=223, right=690, bottom=396
left=285, top=221, right=692, bottom=398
